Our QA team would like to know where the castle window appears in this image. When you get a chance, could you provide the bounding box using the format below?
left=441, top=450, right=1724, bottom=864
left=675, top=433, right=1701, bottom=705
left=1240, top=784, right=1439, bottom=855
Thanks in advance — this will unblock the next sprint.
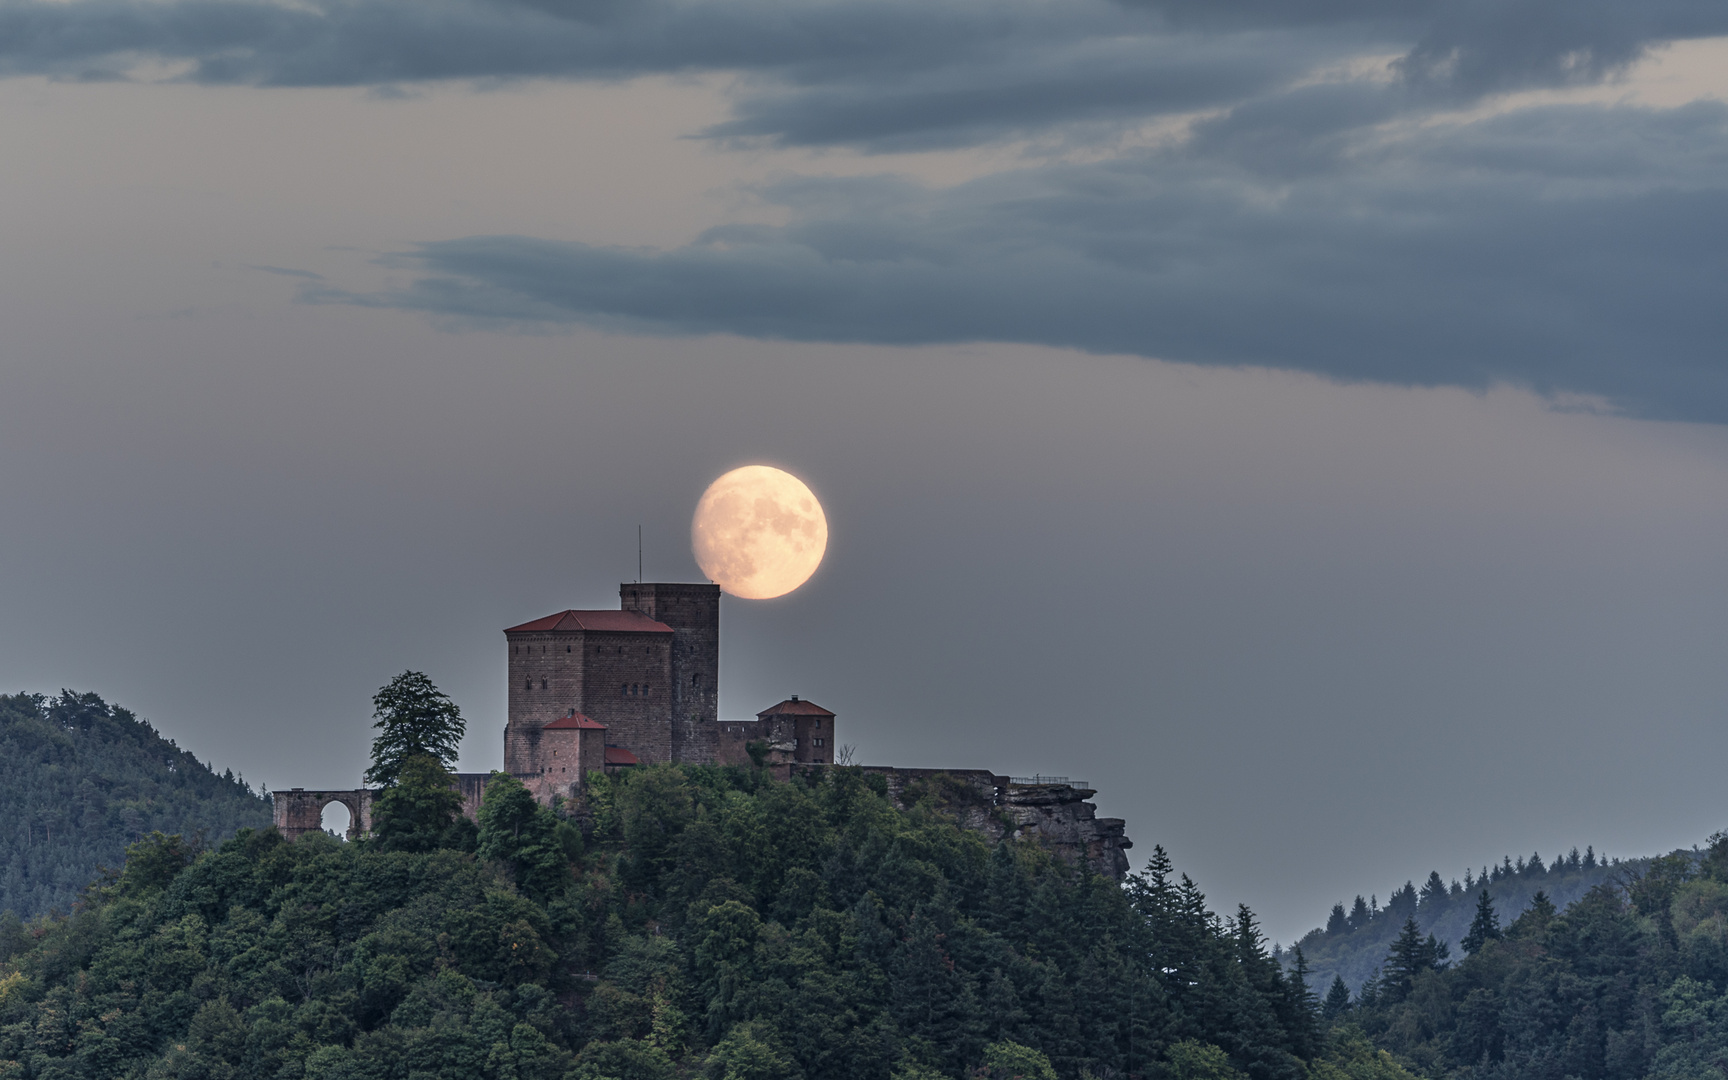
left=566, top=645, right=571, bottom=653
left=643, top=685, right=650, bottom=696
left=692, top=673, right=701, bottom=687
left=525, top=680, right=531, bottom=690
left=597, top=646, right=604, bottom=655
left=541, top=679, right=547, bottom=689
left=621, top=684, right=628, bottom=697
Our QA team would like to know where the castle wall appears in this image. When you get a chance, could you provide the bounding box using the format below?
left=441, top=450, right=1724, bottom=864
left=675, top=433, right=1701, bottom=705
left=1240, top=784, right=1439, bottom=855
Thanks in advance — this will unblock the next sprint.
left=506, top=631, right=586, bottom=730
left=578, top=632, right=674, bottom=762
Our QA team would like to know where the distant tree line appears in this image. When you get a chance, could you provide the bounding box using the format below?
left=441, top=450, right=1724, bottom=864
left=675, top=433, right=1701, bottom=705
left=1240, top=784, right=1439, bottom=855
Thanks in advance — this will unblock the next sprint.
left=1292, top=845, right=1646, bottom=997
left=1312, top=835, right=1728, bottom=1079
left=0, top=691, right=270, bottom=919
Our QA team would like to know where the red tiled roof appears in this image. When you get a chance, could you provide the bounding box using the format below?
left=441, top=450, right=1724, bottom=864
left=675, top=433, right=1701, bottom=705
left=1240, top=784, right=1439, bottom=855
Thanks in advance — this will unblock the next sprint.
left=757, top=697, right=834, bottom=718
left=542, top=713, right=605, bottom=730
left=505, top=610, right=672, bottom=634
left=604, top=746, right=640, bottom=766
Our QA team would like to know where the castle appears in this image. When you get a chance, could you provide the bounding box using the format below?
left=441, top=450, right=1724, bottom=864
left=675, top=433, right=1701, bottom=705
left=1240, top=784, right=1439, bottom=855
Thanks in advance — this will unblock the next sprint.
left=274, top=582, right=1132, bottom=877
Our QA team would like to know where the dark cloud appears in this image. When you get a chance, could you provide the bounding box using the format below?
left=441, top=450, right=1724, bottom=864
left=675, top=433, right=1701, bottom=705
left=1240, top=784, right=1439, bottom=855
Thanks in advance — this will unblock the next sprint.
left=1, top=0, right=1725, bottom=151
left=317, top=100, right=1728, bottom=423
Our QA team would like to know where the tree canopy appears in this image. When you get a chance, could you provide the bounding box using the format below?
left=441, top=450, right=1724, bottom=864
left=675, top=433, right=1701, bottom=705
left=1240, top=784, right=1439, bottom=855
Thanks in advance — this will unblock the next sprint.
left=0, top=763, right=1416, bottom=1080
left=0, top=691, right=269, bottom=919
left=365, top=671, right=466, bottom=787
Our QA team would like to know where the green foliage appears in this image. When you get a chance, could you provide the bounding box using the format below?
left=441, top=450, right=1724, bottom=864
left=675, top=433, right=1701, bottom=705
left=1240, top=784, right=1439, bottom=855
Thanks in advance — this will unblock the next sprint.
left=1317, top=833, right=1728, bottom=1080
left=983, top=1040, right=1057, bottom=1080
left=0, top=763, right=1330, bottom=1080
left=364, top=671, right=466, bottom=787
left=476, top=773, right=572, bottom=900
left=1157, top=1040, right=1245, bottom=1080
left=1458, top=890, right=1499, bottom=956
left=1296, top=846, right=1639, bottom=995
left=0, top=691, right=269, bottom=919
left=369, top=754, right=470, bottom=854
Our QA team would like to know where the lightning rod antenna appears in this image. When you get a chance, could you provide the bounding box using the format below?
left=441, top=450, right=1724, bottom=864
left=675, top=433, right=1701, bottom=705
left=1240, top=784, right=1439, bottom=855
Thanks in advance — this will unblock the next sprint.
left=638, top=525, right=642, bottom=583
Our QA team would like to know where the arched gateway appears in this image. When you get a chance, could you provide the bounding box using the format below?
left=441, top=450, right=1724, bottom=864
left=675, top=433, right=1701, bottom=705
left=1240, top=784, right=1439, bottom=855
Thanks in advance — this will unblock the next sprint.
left=272, top=787, right=374, bottom=840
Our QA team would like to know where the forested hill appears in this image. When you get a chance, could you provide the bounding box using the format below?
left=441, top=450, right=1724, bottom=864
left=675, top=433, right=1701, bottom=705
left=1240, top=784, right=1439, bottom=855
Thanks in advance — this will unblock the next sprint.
left=0, top=691, right=271, bottom=918
left=1292, top=848, right=1652, bottom=994
left=0, top=763, right=1421, bottom=1080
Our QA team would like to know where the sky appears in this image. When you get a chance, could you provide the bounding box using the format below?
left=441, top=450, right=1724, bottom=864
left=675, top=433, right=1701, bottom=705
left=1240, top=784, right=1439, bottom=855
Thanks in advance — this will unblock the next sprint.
left=2, top=0, right=1728, bottom=943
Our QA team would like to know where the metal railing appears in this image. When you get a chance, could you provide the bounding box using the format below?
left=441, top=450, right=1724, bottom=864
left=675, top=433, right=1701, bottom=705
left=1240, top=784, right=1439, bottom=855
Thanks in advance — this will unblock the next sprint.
left=1007, top=775, right=1089, bottom=787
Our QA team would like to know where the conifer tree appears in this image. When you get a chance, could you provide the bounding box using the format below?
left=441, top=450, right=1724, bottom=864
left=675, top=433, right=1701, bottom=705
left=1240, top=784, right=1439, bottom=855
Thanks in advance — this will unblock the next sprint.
left=1460, top=890, right=1501, bottom=956
left=1418, top=872, right=1447, bottom=909
left=1346, top=896, right=1371, bottom=932
left=1321, top=976, right=1352, bottom=1020
left=1381, top=918, right=1445, bottom=1003
left=1325, top=904, right=1348, bottom=936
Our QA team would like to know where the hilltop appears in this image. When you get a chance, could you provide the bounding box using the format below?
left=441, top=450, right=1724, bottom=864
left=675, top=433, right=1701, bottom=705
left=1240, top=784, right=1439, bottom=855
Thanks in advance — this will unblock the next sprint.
left=0, top=691, right=271, bottom=918
left=1289, top=848, right=1650, bottom=994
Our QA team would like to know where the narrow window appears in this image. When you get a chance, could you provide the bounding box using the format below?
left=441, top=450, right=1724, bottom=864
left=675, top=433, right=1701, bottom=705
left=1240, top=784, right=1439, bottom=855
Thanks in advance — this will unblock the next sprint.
left=566, top=645, right=571, bottom=653
left=524, top=680, right=531, bottom=691
left=541, top=679, right=547, bottom=689
left=692, top=673, right=702, bottom=687
left=643, top=685, right=650, bottom=696
left=597, top=646, right=604, bottom=655
left=621, top=684, right=628, bottom=697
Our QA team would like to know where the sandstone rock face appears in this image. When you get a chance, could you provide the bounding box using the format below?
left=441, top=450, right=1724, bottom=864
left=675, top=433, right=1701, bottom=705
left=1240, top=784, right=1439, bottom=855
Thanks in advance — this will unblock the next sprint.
left=855, top=767, right=1133, bottom=879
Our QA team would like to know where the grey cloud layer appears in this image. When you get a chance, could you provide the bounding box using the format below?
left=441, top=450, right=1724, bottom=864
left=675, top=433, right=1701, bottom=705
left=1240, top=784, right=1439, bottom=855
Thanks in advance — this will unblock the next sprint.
left=321, top=99, right=1728, bottom=423
left=9, top=0, right=1728, bottom=419
left=3, top=0, right=1727, bottom=149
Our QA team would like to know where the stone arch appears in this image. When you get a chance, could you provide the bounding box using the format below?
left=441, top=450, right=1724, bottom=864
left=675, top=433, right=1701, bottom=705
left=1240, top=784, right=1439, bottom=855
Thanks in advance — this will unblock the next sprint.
left=271, top=787, right=374, bottom=840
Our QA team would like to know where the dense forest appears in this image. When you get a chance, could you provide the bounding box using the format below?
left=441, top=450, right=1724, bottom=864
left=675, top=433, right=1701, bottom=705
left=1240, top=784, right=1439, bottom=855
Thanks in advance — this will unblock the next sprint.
left=3, top=682, right=1727, bottom=1080
left=0, top=761, right=1420, bottom=1080
left=1294, top=848, right=1650, bottom=994
left=0, top=692, right=271, bottom=918
left=1326, top=835, right=1728, bottom=1080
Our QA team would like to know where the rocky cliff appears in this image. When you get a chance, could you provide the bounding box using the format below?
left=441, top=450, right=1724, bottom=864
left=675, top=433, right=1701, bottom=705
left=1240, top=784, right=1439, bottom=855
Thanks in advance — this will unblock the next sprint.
left=856, top=766, right=1133, bottom=879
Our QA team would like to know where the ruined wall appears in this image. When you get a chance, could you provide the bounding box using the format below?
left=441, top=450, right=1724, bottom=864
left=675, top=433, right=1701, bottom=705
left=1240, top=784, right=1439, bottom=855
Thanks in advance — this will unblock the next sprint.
left=844, top=767, right=1133, bottom=879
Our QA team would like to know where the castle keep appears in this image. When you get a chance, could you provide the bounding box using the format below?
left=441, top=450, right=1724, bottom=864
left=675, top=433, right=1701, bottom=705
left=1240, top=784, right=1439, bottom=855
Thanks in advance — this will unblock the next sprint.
left=274, top=582, right=1129, bottom=877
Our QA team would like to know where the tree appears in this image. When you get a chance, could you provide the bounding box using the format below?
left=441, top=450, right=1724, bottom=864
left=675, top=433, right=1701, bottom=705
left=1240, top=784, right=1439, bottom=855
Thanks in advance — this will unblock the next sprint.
left=1381, top=919, right=1446, bottom=1003
left=1460, top=890, right=1501, bottom=956
left=1322, top=977, right=1352, bottom=1020
left=982, top=1041, right=1057, bottom=1080
left=365, top=671, right=466, bottom=787
left=368, top=754, right=468, bottom=853
left=476, top=772, right=572, bottom=899
left=1418, top=872, right=1447, bottom=910
left=1325, top=904, right=1348, bottom=936
left=1346, top=896, right=1371, bottom=932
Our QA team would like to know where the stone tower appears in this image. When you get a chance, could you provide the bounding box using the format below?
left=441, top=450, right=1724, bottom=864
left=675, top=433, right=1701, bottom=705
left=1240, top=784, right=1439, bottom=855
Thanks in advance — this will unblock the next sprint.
left=618, top=582, right=721, bottom=764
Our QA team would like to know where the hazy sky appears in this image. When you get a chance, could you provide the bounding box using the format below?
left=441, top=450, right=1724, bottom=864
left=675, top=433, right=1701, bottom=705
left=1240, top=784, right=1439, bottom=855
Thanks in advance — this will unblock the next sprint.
left=2, top=0, right=1728, bottom=943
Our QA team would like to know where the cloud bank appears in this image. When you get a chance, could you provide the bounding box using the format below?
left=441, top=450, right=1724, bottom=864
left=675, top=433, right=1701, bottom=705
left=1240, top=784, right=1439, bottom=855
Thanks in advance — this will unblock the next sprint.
left=317, top=95, right=1728, bottom=422
left=7, top=0, right=1728, bottom=419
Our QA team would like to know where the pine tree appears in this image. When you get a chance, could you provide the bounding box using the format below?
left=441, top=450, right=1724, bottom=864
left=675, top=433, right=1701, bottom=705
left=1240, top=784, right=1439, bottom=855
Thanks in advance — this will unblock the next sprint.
left=1583, top=845, right=1597, bottom=869
left=365, top=670, right=467, bottom=787
left=1418, top=872, right=1447, bottom=910
left=1321, top=976, right=1352, bottom=1020
left=1461, top=890, right=1501, bottom=956
left=1346, top=895, right=1371, bottom=931
left=1381, top=918, right=1444, bottom=1003
left=1325, top=904, right=1348, bottom=936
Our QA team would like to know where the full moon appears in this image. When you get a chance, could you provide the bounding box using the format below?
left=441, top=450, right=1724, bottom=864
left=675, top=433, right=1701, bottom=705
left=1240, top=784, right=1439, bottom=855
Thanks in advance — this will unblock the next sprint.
left=692, top=466, right=828, bottom=599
